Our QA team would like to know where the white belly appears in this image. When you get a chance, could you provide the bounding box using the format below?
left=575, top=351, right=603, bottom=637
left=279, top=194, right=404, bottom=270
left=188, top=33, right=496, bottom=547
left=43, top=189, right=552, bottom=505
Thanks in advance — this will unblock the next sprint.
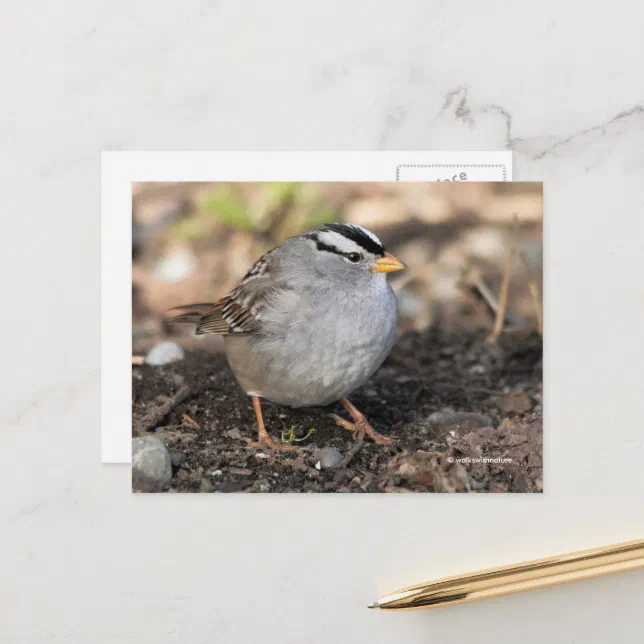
left=224, top=283, right=397, bottom=407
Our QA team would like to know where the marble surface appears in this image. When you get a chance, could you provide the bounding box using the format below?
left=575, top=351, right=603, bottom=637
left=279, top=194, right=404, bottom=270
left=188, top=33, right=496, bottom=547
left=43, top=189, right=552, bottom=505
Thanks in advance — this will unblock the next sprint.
left=2, top=1, right=643, bottom=642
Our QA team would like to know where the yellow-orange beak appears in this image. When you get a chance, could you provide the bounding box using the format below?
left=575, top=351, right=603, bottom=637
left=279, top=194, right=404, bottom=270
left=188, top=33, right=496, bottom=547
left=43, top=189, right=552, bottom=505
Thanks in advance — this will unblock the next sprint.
left=372, top=251, right=406, bottom=273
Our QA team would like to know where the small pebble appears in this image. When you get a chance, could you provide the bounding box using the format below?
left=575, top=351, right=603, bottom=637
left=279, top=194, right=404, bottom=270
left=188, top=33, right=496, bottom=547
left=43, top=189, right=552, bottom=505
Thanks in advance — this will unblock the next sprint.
left=224, top=428, right=243, bottom=440
left=251, top=479, right=271, bottom=493
left=132, top=437, right=172, bottom=492
left=394, top=375, right=415, bottom=384
left=315, top=447, right=343, bottom=470
left=145, top=341, right=184, bottom=366
left=153, top=247, right=197, bottom=283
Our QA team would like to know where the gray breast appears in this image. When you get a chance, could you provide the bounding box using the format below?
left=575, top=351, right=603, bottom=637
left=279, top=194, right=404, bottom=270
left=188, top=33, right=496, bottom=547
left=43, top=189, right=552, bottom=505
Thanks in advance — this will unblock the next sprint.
left=224, top=281, right=397, bottom=407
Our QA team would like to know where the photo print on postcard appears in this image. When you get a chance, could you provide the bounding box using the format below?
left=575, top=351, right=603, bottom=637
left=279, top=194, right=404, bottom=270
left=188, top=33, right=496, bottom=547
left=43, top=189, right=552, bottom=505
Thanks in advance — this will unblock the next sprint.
left=132, top=181, right=542, bottom=493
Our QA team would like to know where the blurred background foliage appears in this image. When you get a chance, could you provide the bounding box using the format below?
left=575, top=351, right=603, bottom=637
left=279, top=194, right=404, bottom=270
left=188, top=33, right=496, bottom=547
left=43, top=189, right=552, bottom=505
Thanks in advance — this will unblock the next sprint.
left=132, top=182, right=542, bottom=355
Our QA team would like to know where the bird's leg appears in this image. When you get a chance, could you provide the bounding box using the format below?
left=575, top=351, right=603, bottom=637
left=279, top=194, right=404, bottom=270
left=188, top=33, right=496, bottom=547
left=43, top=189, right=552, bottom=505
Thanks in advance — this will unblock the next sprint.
left=250, top=395, right=300, bottom=453
left=330, top=397, right=392, bottom=445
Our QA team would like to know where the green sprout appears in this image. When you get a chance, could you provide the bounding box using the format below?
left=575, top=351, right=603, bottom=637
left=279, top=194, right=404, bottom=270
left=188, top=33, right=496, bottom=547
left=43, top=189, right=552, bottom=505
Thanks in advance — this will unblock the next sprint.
left=201, top=187, right=255, bottom=232
left=170, top=215, right=206, bottom=241
left=267, top=181, right=300, bottom=206
left=281, top=426, right=317, bottom=444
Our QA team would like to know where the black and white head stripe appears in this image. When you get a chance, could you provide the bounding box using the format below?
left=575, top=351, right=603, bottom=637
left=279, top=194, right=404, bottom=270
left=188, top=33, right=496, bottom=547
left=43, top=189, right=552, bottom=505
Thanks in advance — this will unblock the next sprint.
left=305, top=223, right=385, bottom=257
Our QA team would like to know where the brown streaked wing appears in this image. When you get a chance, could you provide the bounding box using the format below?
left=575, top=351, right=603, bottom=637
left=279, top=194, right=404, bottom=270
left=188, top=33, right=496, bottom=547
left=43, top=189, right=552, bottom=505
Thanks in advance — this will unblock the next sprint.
left=194, top=295, right=257, bottom=335
left=167, top=246, right=280, bottom=335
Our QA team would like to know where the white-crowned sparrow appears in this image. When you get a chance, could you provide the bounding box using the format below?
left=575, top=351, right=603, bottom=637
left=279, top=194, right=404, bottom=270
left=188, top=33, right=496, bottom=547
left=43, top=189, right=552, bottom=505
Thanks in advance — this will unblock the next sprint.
left=168, top=223, right=406, bottom=451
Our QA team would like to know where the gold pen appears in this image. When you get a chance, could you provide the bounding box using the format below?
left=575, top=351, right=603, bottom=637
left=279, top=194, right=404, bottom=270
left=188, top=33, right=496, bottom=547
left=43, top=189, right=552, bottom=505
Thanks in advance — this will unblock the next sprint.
left=369, top=538, right=644, bottom=611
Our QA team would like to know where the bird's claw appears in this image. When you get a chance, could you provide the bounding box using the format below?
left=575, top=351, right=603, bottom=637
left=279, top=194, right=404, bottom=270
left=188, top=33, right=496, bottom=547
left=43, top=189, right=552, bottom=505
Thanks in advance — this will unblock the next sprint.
left=329, top=413, right=393, bottom=445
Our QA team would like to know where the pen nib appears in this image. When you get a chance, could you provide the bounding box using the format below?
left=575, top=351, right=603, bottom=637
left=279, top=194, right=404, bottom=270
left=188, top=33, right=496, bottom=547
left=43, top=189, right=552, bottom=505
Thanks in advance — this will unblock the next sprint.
left=367, top=601, right=379, bottom=609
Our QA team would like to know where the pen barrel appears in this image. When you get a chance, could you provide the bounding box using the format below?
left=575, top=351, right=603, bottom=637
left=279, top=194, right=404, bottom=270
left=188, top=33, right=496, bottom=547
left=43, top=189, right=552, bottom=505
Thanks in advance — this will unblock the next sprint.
left=379, top=539, right=644, bottom=610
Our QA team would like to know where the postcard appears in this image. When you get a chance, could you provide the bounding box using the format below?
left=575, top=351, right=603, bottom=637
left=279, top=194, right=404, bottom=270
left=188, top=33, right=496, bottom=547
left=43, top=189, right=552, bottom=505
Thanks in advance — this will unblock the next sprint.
left=124, top=177, right=542, bottom=494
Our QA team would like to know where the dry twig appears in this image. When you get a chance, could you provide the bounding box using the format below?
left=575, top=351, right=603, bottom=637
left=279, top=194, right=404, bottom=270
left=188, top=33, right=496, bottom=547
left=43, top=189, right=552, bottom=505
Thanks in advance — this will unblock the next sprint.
left=517, top=249, right=543, bottom=336
left=182, top=413, right=201, bottom=429
left=527, top=280, right=543, bottom=335
left=488, top=249, right=513, bottom=343
left=340, top=436, right=366, bottom=468
left=137, top=385, right=195, bottom=433
left=459, top=266, right=500, bottom=319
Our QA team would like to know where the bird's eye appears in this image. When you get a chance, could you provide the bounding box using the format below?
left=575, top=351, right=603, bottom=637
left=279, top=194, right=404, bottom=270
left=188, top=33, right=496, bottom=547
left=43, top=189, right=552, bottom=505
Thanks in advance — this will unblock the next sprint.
left=346, top=252, right=362, bottom=263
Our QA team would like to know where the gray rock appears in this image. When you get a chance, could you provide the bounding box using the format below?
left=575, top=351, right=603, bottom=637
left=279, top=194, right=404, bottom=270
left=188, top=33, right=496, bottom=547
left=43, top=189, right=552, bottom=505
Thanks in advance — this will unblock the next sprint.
left=315, top=447, right=343, bottom=470
left=132, top=437, right=172, bottom=492
left=145, top=341, right=184, bottom=366
left=427, top=408, right=454, bottom=423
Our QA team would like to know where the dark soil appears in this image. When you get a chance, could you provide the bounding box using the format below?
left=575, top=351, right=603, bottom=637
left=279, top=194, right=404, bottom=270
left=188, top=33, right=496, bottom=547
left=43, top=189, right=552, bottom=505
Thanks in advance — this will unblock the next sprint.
left=132, top=328, right=543, bottom=493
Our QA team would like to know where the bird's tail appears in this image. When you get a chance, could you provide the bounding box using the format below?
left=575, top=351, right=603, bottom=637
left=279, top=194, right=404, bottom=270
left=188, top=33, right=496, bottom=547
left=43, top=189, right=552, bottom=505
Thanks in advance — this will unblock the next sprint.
left=165, top=303, right=217, bottom=325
